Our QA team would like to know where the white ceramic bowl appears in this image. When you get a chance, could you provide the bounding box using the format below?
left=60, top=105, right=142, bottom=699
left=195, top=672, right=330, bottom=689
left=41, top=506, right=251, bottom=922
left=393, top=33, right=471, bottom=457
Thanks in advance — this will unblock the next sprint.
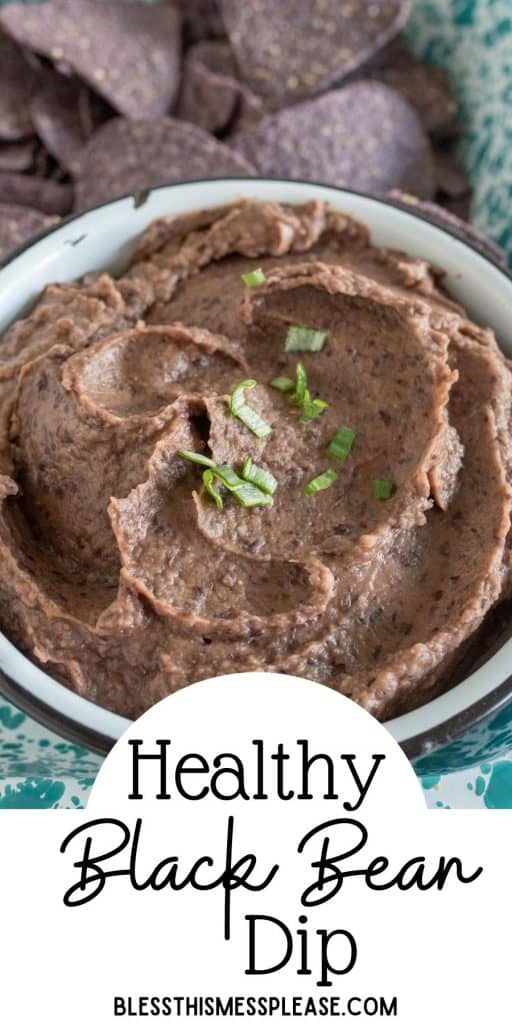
left=0, top=178, right=511, bottom=770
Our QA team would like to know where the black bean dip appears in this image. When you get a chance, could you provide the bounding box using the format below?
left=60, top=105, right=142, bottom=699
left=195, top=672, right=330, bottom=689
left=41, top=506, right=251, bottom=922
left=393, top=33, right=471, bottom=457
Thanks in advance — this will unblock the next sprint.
left=0, top=199, right=510, bottom=719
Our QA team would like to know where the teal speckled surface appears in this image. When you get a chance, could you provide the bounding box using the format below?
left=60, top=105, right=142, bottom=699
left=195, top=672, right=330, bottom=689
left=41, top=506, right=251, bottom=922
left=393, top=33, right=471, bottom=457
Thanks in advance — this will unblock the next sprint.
left=1, top=0, right=511, bottom=807
left=405, top=0, right=512, bottom=256
left=420, top=759, right=512, bottom=809
left=0, top=701, right=102, bottom=807
left=2, top=699, right=512, bottom=808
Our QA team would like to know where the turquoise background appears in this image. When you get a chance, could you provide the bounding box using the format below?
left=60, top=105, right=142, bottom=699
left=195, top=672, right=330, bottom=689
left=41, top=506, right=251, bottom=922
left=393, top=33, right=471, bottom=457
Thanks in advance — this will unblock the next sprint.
left=0, top=0, right=511, bottom=807
left=405, top=0, right=512, bottom=257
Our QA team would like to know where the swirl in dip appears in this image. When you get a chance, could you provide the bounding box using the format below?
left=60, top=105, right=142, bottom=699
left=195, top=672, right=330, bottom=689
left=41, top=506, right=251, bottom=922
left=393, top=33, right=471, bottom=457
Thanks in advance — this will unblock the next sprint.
left=0, top=199, right=510, bottom=720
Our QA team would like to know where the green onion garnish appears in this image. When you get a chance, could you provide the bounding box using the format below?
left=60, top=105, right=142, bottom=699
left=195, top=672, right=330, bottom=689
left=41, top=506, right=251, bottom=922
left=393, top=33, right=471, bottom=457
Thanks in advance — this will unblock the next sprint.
left=236, top=403, right=271, bottom=439
left=230, top=379, right=257, bottom=415
left=183, top=450, right=274, bottom=510
left=289, top=361, right=308, bottom=406
left=304, top=469, right=338, bottom=496
left=212, top=465, right=272, bottom=507
left=202, top=469, right=223, bottom=509
left=300, top=398, right=328, bottom=423
left=242, top=267, right=266, bottom=287
left=203, top=464, right=273, bottom=508
left=210, top=465, right=244, bottom=490
left=287, top=363, right=328, bottom=422
left=231, top=481, right=273, bottom=508
left=230, top=380, right=271, bottom=439
left=270, top=376, right=294, bottom=393
left=374, top=478, right=395, bottom=500
left=327, top=427, right=356, bottom=461
left=285, top=324, right=328, bottom=352
left=270, top=362, right=328, bottom=424
left=242, top=457, right=278, bottom=495
left=178, top=449, right=216, bottom=468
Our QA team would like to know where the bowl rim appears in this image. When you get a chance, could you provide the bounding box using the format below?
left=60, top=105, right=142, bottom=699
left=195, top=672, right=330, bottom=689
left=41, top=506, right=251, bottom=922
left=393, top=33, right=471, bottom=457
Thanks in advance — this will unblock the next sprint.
left=0, top=174, right=510, bottom=763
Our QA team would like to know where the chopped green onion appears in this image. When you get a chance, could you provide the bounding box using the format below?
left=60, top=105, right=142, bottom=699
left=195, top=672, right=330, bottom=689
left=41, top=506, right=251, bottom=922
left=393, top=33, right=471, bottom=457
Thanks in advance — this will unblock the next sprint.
left=284, top=362, right=328, bottom=422
left=229, top=380, right=271, bottom=439
left=374, top=477, right=395, bottom=500
left=213, top=465, right=272, bottom=507
left=270, top=361, right=328, bottom=424
left=327, top=427, right=356, bottom=461
left=289, top=361, right=308, bottom=407
left=236, top=403, right=271, bottom=439
left=242, top=267, right=266, bottom=287
left=270, top=376, right=294, bottom=393
left=230, top=379, right=257, bottom=415
left=304, top=469, right=338, bottom=496
left=202, top=469, right=223, bottom=509
left=285, top=324, right=328, bottom=352
left=242, top=457, right=278, bottom=495
left=178, top=449, right=216, bottom=468
left=210, top=465, right=245, bottom=490
left=186, top=453, right=274, bottom=511
left=204, top=464, right=273, bottom=509
left=231, top=481, right=273, bottom=508
left=300, top=398, right=328, bottom=423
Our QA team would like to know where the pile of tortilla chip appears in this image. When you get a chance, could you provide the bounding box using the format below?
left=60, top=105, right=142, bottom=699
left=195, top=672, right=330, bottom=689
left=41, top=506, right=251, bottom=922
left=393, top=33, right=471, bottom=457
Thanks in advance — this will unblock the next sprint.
left=0, top=0, right=491, bottom=264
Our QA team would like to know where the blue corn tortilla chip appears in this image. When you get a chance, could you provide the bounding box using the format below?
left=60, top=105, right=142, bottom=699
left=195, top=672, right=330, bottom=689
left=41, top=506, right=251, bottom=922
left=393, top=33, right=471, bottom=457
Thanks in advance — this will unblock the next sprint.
left=0, top=172, right=73, bottom=215
left=230, top=81, right=435, bottom=199
left=0, top=33, right=38, bottom=140
left=176, top=59, right=239, bottom=135
left=371, top=43, right=459, bottom=139
left=30, top=71, right=109, bottom=176
left=0, top=140, right=36, bottom=173
left=74, top=117, right=256, bottom=211
left=441, top=195, right=471, bottom=221
left=0, top=203, right=58, bottom=262
left=175, top=0, right=224, bottom=44
left=0, top=0, right=183, bottom=118
left=33, top=144, right=54, bottom=181
left=176, top=57, right=263, bottom=135
left=219, top=0, right=410, bottom=108
left=387, top=191, right=507, bottom=266
left=187, top=38, right=239, bottom=78
left=433, top=148, right=470, bottom=199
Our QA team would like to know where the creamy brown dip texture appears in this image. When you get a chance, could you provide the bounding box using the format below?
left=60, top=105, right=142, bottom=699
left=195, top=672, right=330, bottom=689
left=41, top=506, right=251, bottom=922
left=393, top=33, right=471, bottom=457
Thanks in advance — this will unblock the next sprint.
left=0, top=199, right=511, bottom=720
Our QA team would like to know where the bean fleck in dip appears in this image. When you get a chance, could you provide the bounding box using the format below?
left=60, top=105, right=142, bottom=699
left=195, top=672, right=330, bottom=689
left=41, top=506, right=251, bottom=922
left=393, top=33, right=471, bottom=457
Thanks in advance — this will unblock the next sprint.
left=0, top=199, right=510, bottom=719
